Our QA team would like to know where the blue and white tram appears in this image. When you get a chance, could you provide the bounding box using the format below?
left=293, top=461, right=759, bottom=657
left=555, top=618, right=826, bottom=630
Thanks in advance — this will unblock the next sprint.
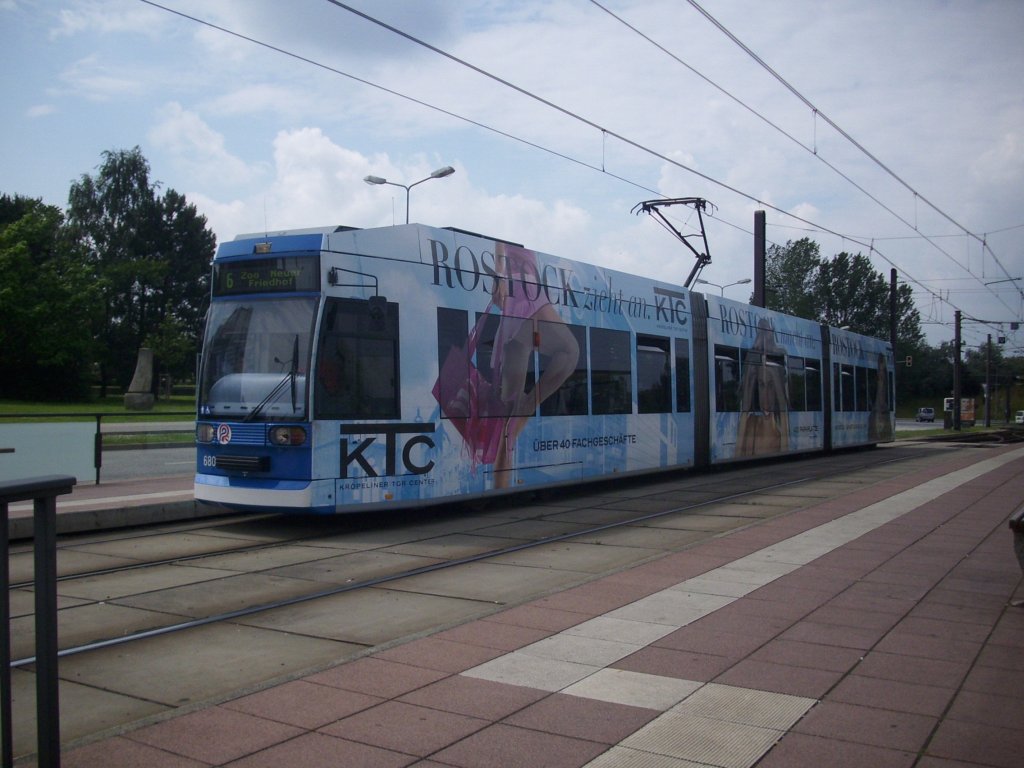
left=194, top=223, right=894, bottom=513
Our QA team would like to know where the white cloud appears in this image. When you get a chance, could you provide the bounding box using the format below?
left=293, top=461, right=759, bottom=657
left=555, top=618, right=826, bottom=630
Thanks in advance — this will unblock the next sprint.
left=206, top=84, right=313, bottom=119
left=59, top=55, right=142, bottom=101
left=26, top=104, right=56, bottom=118
left=148, top=102, right=258, bottom=187
left=50, top=0, right=162, bottom=38
left=4, top=0, right=1023, bottom=349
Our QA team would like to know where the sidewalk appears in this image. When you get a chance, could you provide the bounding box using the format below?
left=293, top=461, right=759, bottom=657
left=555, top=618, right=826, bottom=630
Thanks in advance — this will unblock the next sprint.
left=56, top=444, right=1024, bottom=767
left=5, top=474, right=206, bottom=540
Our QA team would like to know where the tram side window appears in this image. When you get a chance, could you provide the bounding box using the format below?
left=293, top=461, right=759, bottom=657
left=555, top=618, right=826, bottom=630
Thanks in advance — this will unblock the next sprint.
left=540, top=321, right=588, bottom=416
left=834, top=363, right=856, bottom=412
left=864, top=365, right=876, bottom=412
left=316, top=297, right=399, bottom=419
left=590, top=327, right=631, bottom=414
left=786, top=356, right=822, bottom=412
left=715, top=345, right=741, bottom=412
left=788, top=357, right=807, bottom=411
left=637, top=334, right=671, bottom=414
left=435, top=308, right=474, bottom=418
left=856, top=366, right=871, bottom=411
left=805, top=361, right=822, bottom=411
left=675, top=338, right=691, bottom=412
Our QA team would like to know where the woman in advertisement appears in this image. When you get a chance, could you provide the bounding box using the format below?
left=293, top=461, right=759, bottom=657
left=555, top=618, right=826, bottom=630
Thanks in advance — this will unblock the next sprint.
left=489, top=242, right=579, bottom=487
left=869, top=352, right=893, bottom=441
left=736, top=319, right=790, bottom=456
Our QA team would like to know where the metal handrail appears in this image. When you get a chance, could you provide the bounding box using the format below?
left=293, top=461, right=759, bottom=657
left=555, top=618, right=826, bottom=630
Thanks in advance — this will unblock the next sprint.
left=0, top=413, right=193, bottom=484
left=1, top=475, right=76, bottom=768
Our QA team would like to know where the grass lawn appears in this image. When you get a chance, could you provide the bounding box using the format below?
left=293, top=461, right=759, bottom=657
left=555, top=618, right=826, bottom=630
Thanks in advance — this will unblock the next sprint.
left=0, top=397, right=195, bottom=421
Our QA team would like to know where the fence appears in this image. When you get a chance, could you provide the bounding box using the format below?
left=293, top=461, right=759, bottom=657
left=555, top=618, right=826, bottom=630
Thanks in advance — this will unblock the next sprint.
left=1, top=475, right=76, bottom=768
left=0, top=413, right=193, bottom=485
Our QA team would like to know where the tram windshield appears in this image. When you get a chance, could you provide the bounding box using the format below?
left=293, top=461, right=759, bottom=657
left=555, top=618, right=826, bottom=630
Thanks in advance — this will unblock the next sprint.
left=198, top=297, right=317, bottom=421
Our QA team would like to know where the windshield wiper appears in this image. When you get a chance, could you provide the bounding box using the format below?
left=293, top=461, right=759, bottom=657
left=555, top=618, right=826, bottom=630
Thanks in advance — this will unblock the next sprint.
left=244, top=335, right=300, bottom=422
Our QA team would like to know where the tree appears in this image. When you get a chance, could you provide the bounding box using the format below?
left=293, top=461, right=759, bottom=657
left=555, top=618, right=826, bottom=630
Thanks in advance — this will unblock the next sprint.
left=765, top=238, right=821, bottom=321
left=765, top=239, right=923, bottom=349
left=765, top=238, right=926, bottom=408
left=66, top=147, right=214, bottom=391
left=0, top=195, right=99, bottom=399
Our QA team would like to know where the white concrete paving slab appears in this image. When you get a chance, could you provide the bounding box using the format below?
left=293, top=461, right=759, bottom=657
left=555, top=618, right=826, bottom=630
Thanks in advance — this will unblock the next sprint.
left=584, top=745, right=710, bottom=767
left=673, top=575, right=759, bottom=598
left=12, top=669, right=168, bottom=761
left=383, top=560, right=591, bottom=602
left=620, top=710, right=782, bottom=768
left=8, top=548, right=142, bottom=582
left=519, top=632, right=641, bottom=667
left=606, top=590, right=733, bottom=627
left=62, top=532, right=260, bottom=561
left=10, top=601, right=187, bottom=659
left=113, top=572, right=325, bottom=617
left=187, top=544, right=353, bottom=572
left=563, top=616, right=677, bottom=646
left=237, top=586, right=494, bottom=646
left=562, top=669, right=702, bottom=711
left=265, top=549, right=443, bottom=584
left=633, top=514, right=753, bottom=532
left=570, top=526, right=708, bottom=550
left=675, top=683, right=815, bottom=730
left=488, top=540, right=656, bottom=574
left=383, top=532, right=530, bottom=560
left=55, top=563, right=240, bottom=602
left=463, top=650, right=600, bottom=691
left=60, top=622, right=358, bottom=707
left=723, top=556, right=802, bottom=579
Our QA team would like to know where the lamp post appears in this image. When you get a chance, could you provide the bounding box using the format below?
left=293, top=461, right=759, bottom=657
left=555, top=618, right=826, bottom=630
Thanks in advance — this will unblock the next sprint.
left=363, top=165, right=455, bottom=224
left=695, top=277, right=751, bottom=296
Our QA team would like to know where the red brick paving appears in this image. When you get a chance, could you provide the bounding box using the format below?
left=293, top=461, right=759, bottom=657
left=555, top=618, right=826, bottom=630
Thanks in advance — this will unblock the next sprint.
left=57, top=444, right=1024, bottom=767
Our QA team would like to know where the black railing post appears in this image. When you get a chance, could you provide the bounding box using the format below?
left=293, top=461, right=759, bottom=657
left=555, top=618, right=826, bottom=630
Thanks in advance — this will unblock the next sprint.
left=33, top=492, right=60, bottom=768
left=1, top=500, right=10, bottom=768
left=0, top=475, right=76, bottom=768
left=93, top=415, right=102, bottom=486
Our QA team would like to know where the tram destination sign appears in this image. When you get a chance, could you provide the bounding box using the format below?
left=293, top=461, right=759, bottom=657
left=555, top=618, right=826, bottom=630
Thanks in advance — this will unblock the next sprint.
left=214, top=256, right=320, bottom=296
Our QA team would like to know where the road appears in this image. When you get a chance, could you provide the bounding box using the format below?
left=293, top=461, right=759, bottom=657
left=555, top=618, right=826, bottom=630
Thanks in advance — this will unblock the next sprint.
left=100, top=445, right=195, bottom=481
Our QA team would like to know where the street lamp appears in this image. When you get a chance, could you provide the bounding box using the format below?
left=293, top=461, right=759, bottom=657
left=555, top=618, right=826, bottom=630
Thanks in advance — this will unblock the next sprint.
left=695, top=277, right=751, bottom=296
left=363, top=165, right=455, bottom=224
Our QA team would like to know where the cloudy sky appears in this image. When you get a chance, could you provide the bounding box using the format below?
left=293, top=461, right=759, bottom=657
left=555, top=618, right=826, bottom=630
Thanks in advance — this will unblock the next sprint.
left=4, top=0, right=1022, bottom=350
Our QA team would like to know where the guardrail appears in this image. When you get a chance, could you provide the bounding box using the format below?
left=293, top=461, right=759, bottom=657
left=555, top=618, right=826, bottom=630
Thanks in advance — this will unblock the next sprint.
left=0, top=413, right=193, bottom=484
left=1, top=475, right=76, bottom=768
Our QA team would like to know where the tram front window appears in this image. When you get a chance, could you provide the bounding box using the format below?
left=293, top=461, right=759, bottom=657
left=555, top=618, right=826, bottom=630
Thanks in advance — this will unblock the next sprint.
left=198, top=297, right=316, bottom=420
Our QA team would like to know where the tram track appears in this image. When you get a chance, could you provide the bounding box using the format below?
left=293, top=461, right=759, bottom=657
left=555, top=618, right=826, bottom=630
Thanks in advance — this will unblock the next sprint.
left=8, top=443, right=944, bottom=669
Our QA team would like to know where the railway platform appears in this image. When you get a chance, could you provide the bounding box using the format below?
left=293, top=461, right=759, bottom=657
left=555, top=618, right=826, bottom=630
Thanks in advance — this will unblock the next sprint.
left=47, top=442, right=1024, bottom=768
left=5, top=474, right=206, bottom=541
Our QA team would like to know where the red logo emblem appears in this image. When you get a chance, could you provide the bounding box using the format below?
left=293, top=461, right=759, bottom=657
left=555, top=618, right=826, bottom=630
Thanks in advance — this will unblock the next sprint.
left=217, top=424, right=232, bottom=445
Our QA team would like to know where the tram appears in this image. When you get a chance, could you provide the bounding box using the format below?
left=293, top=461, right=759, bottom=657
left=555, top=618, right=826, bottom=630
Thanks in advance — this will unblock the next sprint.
left=194, top=223, right=894, bottom=513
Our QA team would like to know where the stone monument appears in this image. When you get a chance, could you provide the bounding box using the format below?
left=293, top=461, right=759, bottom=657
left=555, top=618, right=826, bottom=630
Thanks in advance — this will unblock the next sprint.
left=124, top=347, right=155, bottom=410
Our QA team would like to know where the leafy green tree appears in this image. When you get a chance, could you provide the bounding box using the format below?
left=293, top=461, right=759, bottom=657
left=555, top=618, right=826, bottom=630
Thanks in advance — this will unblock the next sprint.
left=0, top=196, right=99, bottom=399
left=899, top=343, right=951, bottom=403
left=765, top=238, right=927, bottom=408
left=765, top=237, right=821, bottom=321
left=765, top=239, right=923, bottom=349
left=67, top=147, right=214, bottom=391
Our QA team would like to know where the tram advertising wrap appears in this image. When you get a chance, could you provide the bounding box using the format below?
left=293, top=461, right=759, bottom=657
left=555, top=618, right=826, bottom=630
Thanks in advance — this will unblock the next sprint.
left=194, top=223, right=894, bottom=514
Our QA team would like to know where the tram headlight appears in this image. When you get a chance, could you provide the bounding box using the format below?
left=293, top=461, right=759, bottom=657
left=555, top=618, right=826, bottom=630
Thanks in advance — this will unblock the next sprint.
left=269, top=426, right=307, bottom=446
left=196, top=424, right=215, bottom=443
